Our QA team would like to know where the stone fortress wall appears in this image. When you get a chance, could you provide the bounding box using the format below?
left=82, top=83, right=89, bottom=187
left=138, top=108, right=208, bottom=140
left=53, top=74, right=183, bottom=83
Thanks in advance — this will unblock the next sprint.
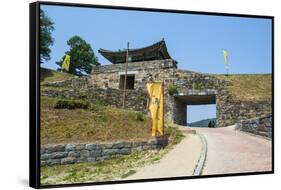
left=88, top=59, right=272, bottom=128
left=41, top=59, right=272, bottom=128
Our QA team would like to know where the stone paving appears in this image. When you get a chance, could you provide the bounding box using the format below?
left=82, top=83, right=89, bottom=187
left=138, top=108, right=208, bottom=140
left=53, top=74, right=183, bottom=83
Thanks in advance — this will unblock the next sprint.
left=124, top=125, right=271, bottom=179
left=195, top=126, right=272, bottom=175
left=126, top=133, right=202, bottom=180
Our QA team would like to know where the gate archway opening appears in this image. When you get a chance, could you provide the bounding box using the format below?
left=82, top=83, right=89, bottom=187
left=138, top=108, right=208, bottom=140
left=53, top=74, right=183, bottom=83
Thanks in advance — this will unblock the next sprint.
left=187, top=104, right=216, bottom=127
left=172, top=91, right=217, bottom=127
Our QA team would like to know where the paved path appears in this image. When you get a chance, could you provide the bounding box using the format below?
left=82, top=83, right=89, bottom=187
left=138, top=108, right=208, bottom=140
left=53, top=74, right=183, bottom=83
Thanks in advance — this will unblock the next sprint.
left=126, top=132, right=202, bottom=180
left=194, top=126, right=272, bottom=175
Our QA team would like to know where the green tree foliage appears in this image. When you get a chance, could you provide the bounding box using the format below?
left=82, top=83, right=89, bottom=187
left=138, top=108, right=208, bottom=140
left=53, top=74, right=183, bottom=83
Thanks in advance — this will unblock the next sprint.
left=40, top=9, right=54, bottom=63
left=56, top=35, right=99, bottom=75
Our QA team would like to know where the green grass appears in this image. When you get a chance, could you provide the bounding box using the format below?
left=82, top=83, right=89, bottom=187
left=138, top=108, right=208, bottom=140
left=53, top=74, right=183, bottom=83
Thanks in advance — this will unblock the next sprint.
left=215, top=74, right=272, bottom=102
left=41, top=97, right=151, bottom=144
left=40, top=126, right=185, bottom=185
left=41, top=68, right=74, bottom=83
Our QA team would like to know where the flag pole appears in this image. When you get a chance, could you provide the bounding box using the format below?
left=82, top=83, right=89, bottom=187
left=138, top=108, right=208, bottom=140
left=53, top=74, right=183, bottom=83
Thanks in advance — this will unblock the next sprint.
left=162, top=59, right=165, bottom=136
left=226, top=64, right=229, bottom=76
left=122, top=42, right=129, bottom=108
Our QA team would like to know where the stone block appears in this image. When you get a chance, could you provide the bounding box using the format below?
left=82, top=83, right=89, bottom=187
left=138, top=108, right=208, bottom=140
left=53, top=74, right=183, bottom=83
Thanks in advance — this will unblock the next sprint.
left=112, top=141, right=126, bottom=149
left=46, top=159, right=61, bottom=165
left=90, top=149, right=102, bottom=157
left=75, top=144, right=85, bottom=151
left=40, top=147, right=45, bottom=154
left=80, top=150, right=90, bottom=157
left=45, top=144, right=65, bottom=153
left=102, top=149, right=118, bottom=155
left=100, top=143, right=113, bottom=149
left=65, top=144, right=76, bottom=151
left=41, top=152, right=68, bottom=160
left=68, top=151, right=80, bottom=158
left=124, top=142, right=132, bottom=148
left=85, top=144, right=97, bottom=150
left=119, top=148, right=131, bottom=155
left=61, top=157, right=76, bottom=164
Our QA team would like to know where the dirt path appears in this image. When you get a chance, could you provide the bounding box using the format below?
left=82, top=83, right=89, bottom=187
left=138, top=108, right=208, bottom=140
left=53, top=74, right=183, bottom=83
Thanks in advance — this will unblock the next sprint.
left=126, top=132, right=202, bottom=180
left=195, top=126, right=272, bottom=175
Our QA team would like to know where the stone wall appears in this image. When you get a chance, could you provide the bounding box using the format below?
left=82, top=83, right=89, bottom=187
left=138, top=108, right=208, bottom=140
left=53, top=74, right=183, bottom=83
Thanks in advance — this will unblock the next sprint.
left=216, top=89, right=272, bottom=128
left=90, top=59, right=177, bottom=90
left=41, top=76, right=91, bottom=90
left=41, top=138, right=168, bottom=166
left=172, top=97, right=187, bottom=125
left=42, top=59, right=272, bottom=128
left=235, top=115, right=272, bottom=138
left=41, top=87, right=148, bottom=113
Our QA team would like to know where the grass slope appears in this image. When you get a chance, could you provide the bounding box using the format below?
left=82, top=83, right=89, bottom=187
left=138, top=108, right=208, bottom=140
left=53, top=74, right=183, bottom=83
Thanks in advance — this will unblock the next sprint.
left=41, top=97, right=150, bottom=145
left=41, top=68, right=74, bottom=83
left=215, top=74, right=272, bottom=102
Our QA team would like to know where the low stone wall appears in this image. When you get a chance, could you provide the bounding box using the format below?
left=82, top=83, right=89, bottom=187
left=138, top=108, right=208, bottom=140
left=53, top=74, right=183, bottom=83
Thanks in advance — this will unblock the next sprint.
left=41, top=138, right=168, bottom=167
left=235, top=115, right=272, bottom=138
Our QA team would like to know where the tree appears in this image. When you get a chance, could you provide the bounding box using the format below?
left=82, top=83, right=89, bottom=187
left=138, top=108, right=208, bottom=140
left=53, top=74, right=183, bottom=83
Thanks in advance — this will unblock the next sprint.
left=56, top=35, right=99, bottom=75
left=40, top=9, right=54, bottom=63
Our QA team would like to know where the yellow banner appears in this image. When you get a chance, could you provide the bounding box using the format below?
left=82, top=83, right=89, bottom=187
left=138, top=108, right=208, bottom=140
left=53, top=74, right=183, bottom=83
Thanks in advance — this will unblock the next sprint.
left=146, top=82, right=164, bottom=137
left=62, top=54, right=71, bottom=72
left=223, top=49, right=229, bottom=65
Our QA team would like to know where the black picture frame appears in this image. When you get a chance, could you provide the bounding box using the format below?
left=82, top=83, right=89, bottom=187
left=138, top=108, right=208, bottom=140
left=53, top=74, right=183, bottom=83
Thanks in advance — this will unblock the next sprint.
left=30, top=1, right=274, bottom=189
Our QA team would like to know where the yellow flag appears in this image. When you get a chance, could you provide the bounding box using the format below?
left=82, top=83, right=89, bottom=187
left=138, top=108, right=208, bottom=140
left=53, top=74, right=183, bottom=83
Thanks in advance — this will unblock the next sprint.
left=146, top=82, right=164, bottom=137
left=223, top=49, right=229, bottom=65
left=62, top=54, right=71, bottom=72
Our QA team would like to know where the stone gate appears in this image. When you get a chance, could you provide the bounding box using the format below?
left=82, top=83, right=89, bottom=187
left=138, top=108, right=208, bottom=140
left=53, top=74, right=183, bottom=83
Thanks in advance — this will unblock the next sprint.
left=88, top=40, right=272, bottom=127
left=42, top=40, right=271, bottom=128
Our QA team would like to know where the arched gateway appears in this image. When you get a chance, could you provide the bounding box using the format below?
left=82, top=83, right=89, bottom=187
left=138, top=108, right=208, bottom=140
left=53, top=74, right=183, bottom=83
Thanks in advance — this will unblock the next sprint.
left=172, top=90, right=217, bottom=126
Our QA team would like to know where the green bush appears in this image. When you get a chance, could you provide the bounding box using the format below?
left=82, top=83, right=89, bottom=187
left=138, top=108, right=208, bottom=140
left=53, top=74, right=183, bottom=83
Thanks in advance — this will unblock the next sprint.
left=135, top=112, right=145, bottom=122
left=168, top=84, right=178, bottom=96
left=54, top=99, right=90, bottom=109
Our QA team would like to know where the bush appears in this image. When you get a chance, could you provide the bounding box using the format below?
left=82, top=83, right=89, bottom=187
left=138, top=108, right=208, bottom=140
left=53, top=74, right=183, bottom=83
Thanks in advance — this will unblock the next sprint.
left=54, top=99, right=90, bottom=109
left=135, top=112, right=145, bottom=122
left=168, top=84, right=178, bottom=96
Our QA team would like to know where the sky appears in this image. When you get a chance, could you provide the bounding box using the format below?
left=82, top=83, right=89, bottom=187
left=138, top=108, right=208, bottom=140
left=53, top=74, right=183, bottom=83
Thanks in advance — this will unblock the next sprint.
left=41, top=5, right=272, bottom=123
left=187, top=105, right=216, bottom=123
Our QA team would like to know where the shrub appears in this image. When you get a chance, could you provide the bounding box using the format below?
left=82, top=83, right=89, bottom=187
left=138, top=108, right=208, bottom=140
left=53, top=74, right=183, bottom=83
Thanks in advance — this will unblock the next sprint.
left=54, top=99, right=90, bottom=109
left=168, top=84, right=178, bottom=96
left=135, top=112, right=145, bottom=122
